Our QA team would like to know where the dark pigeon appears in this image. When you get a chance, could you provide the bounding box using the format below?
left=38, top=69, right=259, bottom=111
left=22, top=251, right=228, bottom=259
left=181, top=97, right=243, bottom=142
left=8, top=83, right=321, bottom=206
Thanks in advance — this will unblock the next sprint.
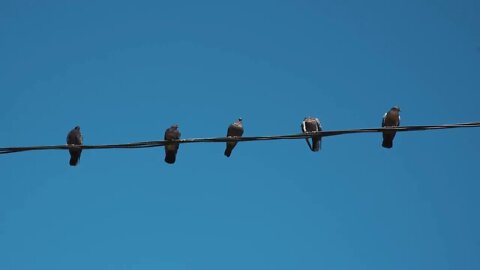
left=164, top=124, right=181, bottom=164
left=382, top=106, right=401, bottom=148
left=301, top=117, right=322, bottom=152
left=66, top=126, right=83, bottom=166
left=224, top=118, right=244, bottom=157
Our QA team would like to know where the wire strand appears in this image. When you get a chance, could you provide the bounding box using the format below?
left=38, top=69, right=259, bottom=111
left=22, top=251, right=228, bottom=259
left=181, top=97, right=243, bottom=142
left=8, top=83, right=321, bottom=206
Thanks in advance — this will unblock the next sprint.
left=1, top=122, right=479, bottom=155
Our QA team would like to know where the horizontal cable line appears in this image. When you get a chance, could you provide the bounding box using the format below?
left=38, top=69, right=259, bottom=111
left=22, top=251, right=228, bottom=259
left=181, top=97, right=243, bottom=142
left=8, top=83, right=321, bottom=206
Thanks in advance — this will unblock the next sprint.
left=1, top=122, right=479, bottom=155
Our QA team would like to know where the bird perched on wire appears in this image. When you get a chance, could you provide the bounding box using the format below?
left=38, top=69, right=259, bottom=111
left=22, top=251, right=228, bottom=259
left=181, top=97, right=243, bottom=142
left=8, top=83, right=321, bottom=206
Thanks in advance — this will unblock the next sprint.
left=301, top=117, right=322, bottom=152
left=381, top=106, right=401, bottom=148
left=224, top=118, right=244, bottom=157
left=164, top=124, right=181, bottom=164
left=66, top=126, right=83, bottom=166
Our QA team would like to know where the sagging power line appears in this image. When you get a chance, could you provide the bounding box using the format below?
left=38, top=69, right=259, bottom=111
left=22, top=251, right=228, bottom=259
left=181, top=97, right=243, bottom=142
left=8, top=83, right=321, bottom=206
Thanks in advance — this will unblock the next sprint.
left=1, top=121, right=479, bottom=165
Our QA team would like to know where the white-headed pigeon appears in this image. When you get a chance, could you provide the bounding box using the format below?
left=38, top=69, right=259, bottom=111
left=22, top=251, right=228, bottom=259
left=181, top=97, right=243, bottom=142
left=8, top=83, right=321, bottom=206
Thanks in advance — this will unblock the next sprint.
left=381, top=106, right=401, bottom=148
left=224, top=118, right=244, bottom=157
left=301, top=117, right=322, bottom=152
left=66, top=126, right=83, bottom=166
left=164, top=124, right=181, bottom=164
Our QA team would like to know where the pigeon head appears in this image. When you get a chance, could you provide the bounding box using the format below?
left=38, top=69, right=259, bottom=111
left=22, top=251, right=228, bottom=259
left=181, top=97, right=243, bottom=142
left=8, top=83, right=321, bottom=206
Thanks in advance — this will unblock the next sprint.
left=391, top=106, right=401, bottom=112
left=238, top=118, right=243, bottom=122
left=171, top=124, right=179, bottom=129
left=74, top=126, right=81, bottom=130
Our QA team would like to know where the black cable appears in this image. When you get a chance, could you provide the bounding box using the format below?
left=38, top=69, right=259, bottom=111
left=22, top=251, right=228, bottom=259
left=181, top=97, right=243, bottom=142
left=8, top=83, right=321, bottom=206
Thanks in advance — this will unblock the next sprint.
left=1, top=122, right=479, bottom=155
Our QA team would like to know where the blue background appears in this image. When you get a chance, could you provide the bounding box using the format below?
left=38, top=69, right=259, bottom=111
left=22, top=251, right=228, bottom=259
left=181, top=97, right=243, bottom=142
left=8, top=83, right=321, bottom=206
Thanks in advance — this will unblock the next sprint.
left=1, top=0, right=479, bottom=269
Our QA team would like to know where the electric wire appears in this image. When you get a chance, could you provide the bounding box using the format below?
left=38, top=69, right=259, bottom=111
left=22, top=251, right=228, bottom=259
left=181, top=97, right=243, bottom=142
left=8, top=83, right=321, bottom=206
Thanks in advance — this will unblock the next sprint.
left=1, top=122, right=479, bottom=155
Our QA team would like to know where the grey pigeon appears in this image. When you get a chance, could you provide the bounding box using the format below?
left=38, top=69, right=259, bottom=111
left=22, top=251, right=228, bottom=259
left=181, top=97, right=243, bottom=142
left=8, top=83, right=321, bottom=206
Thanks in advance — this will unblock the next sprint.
left=224, top=118, right=244, bottom=157
left=301, top=117, right=322, bottom=152
left=381, top=106, right=401, bottom=148
left=66, top=126, right=83, bottom=166
left=164, top=124, right=181, bottom=164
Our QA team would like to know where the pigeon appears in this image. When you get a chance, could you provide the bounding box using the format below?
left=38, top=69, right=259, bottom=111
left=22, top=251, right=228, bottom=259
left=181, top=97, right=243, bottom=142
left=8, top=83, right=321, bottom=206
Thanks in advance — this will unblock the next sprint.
left=224, top=118, right=244, bottom=157
left=301, top=117, right=322, bottom=152
left=66, top=126, right=83, bottom=166
left=164, top=124, right=181, bottom=164
left=381, top=106, right=401, bottom=148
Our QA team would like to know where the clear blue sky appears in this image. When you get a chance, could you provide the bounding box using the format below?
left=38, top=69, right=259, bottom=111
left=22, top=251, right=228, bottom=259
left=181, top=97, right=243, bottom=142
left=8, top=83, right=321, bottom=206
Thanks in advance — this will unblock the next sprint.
left=1, top=0, right=479, bottom=269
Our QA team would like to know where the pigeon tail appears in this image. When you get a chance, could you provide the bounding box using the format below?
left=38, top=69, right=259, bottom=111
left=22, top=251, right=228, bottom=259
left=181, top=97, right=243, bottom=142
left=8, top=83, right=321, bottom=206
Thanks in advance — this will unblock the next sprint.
left=165, top=151, right=176, bottom=164
left=69, top=155, right=80, bottom=166
left=224, top=142, right=237, bottom=157
left=382, top=140, right=393, bottom=148
left=224, top=146, right=233, bottom=157
left=312, top=136, right=321, bottom=152
left=69, top=150, right=81, bottom=166
left=69, top=157, right=78, bottom=166
left=382, top=133, right=395, bottom=149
